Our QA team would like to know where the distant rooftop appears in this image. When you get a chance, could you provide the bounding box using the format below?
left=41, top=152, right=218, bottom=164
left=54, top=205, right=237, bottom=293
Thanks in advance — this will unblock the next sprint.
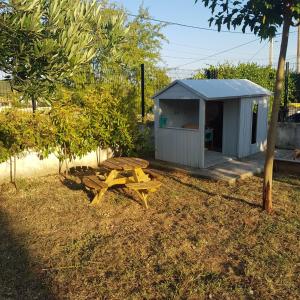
left=154, top=79, right=272, bottom=100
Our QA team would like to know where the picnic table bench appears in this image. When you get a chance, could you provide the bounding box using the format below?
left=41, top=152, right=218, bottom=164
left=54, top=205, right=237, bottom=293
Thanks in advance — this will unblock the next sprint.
left=82, top=157, right=162, bottom=208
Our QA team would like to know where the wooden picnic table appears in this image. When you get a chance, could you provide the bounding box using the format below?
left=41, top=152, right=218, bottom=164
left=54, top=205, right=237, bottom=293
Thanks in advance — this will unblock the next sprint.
left=82, top=157, right=161, bottom=208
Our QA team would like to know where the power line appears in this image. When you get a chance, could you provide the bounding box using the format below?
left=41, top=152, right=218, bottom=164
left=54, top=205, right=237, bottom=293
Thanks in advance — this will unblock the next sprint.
left=127, top=13, right=254, bottom=35
left=127, top=12, right=298, bottom=36
left=248, top=42, right=268, bottom=61
left=173, top=29, right=297, bottom=69
left=162, top=48, right=210, bottom=56
left=163, top=46, right=265, bottom=58
left=127, top=11, right=298, bottom=68
left=166, top=42, right=216, bottom=51
left=175, top=37, right=261, bottom=68
left=162, top=55, right=198, bottom=60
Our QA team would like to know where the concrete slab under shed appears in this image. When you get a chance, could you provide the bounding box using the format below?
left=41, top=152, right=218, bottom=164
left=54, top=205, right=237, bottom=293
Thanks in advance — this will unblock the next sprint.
left=205, top=150, right=234, bottom=168
left=150, top=152, right=266, bottom=184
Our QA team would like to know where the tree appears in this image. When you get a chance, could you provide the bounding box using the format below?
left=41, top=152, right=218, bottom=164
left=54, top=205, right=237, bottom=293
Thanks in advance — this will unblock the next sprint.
left=195, top=0, right=300, bottom=213
left=0, top=0, right=103, bottom=111
left=91, top=5, right=170, bottom=116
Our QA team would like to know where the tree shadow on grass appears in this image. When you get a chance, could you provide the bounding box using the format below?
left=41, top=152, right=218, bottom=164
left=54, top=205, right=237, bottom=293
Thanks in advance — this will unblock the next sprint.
left=0, top=209, right=56, bottom=299
left=164, top=173, right=261, bottom=209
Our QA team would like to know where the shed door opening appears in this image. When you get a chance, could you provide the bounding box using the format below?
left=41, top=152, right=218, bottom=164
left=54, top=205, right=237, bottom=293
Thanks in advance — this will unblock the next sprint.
left=205, top=101, right=223, bottom=152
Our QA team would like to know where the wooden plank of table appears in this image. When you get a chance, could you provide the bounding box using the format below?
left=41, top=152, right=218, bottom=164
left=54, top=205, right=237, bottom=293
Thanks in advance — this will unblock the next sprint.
left=121, top=157, right=141, bottom=167
left=113, top=157, right=136, bottom=169
left=125, top=157, right=149, bottom=168
left=102, top=160, right=123, bottom=170
left=102, top=157, right=149, bottom=170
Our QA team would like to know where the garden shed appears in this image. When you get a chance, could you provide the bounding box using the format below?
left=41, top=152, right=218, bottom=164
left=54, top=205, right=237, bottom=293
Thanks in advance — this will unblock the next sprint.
left=153, top=79, right=271, bottom=168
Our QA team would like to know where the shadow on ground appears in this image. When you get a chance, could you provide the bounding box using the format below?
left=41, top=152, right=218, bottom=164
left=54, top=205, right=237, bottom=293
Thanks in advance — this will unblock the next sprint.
left=164, top=172, right=262, bottom=209
left=0, top=209, right=56, bottom=299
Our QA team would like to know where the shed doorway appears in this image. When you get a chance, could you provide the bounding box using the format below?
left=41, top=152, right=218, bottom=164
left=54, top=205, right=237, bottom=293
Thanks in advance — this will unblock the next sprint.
left=205, top=101, right=223, bottom=152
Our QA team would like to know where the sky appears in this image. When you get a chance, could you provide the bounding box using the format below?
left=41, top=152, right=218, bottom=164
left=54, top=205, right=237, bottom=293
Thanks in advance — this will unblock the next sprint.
left=0, top=1, right=298, bottom=80
left=114, top=0, right=299, bottom=77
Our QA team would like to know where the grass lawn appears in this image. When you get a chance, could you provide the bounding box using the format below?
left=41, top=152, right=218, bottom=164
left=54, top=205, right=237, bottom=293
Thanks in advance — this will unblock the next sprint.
left=0, top=170, right=299, bottom=299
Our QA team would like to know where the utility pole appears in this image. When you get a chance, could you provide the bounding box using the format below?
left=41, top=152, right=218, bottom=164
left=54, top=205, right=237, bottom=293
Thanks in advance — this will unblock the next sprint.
left=297, top=25, right=300, bottom=73
left=269, top=38, right=274, bottom=67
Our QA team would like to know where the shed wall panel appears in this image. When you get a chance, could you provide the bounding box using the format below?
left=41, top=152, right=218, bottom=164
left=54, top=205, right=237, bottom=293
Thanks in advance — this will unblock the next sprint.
left=156, top=128, right=200, bottom=167
left=238, top=97, right=269, bottom=158
left=238, top=99, right=253, bottom=157
left=222, top=100, right=239, bottom=156
left=157, top=83, right=199, bottom=100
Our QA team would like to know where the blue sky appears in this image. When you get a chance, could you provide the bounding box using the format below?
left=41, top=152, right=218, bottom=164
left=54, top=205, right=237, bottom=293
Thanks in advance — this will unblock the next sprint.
left=0, top=1, right=298, bottom=80
left=114, top=0, right=298, bottom=74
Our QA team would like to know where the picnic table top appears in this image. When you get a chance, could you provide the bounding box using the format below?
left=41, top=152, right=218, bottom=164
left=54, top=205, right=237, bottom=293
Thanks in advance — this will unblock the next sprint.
left=102, top=157, right=149, bottom=171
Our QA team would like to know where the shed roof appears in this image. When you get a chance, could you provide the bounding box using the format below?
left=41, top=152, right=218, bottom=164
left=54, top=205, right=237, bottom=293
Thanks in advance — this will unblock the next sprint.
left=153, top=79, right=272, bottom=100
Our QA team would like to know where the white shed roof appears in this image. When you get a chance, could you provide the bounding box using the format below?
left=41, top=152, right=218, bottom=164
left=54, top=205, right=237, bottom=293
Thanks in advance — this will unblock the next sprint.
left=153, top=79, right=272, bottom=100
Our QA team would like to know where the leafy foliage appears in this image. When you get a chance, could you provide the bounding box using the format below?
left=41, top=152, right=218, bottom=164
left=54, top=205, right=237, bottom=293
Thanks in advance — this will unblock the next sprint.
left=196, top=0, right=300, bottom=38
left=0, top=109, right=55, bottom=163
left=0, top=2, right=169, bottom=174
left=0, top=87, right=137, bottom=168
left=0, top=0, right=126, bottom=108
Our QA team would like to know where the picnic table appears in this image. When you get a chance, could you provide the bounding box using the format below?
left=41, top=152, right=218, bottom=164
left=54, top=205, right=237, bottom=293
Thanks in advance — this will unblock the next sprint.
left=82, top=157, right=161, bottom=208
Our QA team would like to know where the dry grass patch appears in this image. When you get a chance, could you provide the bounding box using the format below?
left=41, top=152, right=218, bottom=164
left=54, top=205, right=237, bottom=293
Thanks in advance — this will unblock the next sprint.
left=0, top=171, right=299, bottom=299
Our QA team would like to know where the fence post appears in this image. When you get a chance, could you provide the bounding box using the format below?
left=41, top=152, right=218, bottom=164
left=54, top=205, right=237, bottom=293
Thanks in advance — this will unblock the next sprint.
left=141, top=63, right=145, bottom=123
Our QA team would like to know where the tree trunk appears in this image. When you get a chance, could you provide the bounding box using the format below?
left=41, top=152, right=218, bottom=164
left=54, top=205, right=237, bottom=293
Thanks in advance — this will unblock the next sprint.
left=31, top=96, right=37, bottom=113
left=263, top=14, right=291, bottom=213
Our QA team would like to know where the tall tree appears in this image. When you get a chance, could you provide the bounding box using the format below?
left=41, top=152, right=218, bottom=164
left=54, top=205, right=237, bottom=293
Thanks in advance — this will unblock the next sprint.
left=0, top=0, right=106, bottom=111
left=195, top=0, right=300, bottom=212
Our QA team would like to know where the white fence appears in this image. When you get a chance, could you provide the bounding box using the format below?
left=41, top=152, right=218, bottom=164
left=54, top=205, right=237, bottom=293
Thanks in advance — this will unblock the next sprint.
left=0, top=148, right=112, bottom=184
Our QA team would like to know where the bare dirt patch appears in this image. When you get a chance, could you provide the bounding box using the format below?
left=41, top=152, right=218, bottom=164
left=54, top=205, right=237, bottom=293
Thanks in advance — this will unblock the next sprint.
left=0, top=171, right=299, bottom=299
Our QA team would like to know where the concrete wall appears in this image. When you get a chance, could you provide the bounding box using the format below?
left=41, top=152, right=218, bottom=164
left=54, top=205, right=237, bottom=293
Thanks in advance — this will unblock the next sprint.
left=276, top=122, right=300, bottom=149
left=0, top=148, right=112, bottom=183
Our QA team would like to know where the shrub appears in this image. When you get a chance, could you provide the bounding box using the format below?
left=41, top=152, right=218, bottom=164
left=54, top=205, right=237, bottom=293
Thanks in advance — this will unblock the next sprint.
left=0, top=109, right=35, bottom=161
left=0, top=84, right=145, bottom=177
